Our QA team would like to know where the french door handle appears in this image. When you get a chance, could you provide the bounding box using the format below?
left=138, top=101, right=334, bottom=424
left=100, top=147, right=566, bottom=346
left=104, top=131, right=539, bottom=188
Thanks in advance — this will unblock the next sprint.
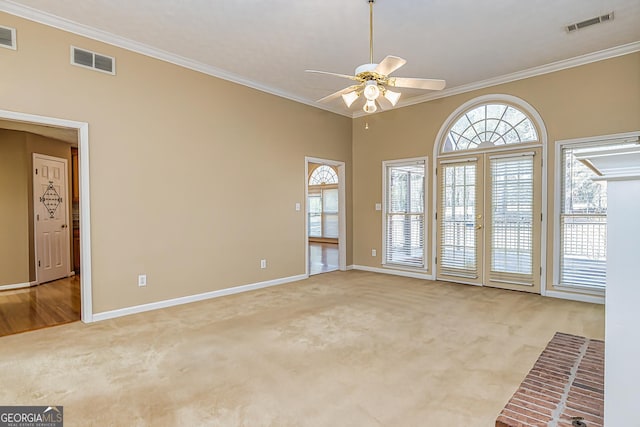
left=475, top=224, right=482, bottom=230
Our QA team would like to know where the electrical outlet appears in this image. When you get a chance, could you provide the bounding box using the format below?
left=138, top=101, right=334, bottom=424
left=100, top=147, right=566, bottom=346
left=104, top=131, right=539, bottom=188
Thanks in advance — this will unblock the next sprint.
left=138, top=274, right=147, bottom=287
left=260, top=259, right=267, bottom=269
left=371, top=249, right=377, bottom=257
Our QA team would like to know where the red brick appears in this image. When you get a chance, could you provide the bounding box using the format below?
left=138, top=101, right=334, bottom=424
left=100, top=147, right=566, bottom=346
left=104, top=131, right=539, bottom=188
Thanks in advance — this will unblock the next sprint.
left=496, top=332, right=604, bottom=427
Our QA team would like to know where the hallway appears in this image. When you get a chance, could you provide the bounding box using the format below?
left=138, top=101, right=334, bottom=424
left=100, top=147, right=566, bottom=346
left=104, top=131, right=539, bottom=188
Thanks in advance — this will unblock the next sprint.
left=0, top=276, right=81, bottom=336
left=309, top=242, right=339, bottom=275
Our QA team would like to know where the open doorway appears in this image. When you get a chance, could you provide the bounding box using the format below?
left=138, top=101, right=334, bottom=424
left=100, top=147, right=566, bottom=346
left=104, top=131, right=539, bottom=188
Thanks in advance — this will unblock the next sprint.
left=305, top=157, right=346, bottom=276
left=0, top=109, right=92, bottom=334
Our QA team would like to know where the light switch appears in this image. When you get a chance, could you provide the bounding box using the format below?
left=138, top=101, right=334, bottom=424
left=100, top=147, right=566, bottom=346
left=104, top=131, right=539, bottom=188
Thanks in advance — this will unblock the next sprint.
left=295, top=203, right=301, bottom=211
left=375, top=203, right=382, bottom=211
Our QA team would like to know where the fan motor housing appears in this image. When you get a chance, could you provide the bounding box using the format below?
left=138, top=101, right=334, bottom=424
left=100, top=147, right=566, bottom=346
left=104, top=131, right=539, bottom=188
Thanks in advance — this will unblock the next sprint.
left=355, top=63, right=378, bottom=75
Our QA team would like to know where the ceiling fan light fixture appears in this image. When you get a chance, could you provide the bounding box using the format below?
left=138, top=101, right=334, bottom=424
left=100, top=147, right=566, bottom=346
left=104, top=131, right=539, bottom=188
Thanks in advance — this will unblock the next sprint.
left=384, top=89, right=401, bottom=106
left=363, top=80, right=381, bottom=101
left=306, top=0, right=446, bottom=113
left=342, top=91, right=360, bottom=108
left=363, top=99, right=378, bottom=114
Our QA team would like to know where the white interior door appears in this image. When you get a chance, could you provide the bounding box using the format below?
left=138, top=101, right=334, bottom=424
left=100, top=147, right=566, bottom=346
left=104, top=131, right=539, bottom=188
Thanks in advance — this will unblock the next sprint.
left=34, top=154, right=70, bottom=284
left=437, top=148, right=541, bottom=292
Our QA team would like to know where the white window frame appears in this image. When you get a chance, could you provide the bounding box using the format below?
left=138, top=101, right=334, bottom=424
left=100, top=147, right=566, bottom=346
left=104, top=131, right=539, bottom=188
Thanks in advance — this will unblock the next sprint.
left=382, top=157, right=428, bottom=271
left=553, top=131, right=640, bottom=295
left=0, top=25, right=17, bottom=50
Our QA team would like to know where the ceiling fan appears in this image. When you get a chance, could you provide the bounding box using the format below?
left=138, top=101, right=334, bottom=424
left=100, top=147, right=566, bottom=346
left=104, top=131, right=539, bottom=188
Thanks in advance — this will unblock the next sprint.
left=306, top=0, right=446, bottom=114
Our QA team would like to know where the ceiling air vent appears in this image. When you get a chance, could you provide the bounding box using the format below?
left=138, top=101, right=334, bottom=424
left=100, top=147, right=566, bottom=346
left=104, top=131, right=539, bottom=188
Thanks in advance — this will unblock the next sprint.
left=71, top=46, right=116, bottom=75
left=566, top=12, right=614, bottom=32
left=0, top=25, right=16, bottom=50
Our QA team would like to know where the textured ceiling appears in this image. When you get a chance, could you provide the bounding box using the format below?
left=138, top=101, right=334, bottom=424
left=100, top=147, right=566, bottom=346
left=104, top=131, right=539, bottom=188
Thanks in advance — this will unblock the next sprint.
left=1, top=0, right=640, bottom=117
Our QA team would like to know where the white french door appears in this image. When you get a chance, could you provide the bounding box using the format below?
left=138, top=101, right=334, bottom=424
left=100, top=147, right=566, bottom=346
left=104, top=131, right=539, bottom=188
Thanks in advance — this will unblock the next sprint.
left=437, top=148, right=541, bottom=292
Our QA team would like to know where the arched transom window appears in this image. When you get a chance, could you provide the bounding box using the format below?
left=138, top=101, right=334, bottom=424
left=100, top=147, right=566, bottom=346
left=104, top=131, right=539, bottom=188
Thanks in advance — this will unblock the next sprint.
left=442, top=103, right=538, bottom=153
left=309, top=165, right=338, bottom=185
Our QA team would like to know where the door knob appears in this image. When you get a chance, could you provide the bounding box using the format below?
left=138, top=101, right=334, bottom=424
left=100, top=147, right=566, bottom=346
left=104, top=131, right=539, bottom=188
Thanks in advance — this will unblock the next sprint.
left=61, top=224, right=67, bottom=229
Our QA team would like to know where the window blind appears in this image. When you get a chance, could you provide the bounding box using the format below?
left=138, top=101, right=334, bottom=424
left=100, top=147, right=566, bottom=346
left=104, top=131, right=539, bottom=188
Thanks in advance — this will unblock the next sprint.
left=384, top=161, right=425, bottom=268
left=489, top=154, right=534, bottom=285
left=559, top=145, right=608, bottom=288
left=307, top=187, right=339, bottom=239
left=439, top=162, right=478, bottom=278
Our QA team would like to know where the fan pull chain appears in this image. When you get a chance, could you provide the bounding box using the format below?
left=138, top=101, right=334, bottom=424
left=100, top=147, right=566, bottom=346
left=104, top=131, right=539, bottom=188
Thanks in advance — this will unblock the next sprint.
left=369, top=0, right=374, bottom=64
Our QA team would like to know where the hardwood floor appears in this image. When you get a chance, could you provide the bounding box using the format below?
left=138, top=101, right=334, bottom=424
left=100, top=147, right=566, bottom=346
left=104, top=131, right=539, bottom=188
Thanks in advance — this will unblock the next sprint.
left=0, top=276, right=81, bottom=337
left=309, top=242, right=339, bottom=275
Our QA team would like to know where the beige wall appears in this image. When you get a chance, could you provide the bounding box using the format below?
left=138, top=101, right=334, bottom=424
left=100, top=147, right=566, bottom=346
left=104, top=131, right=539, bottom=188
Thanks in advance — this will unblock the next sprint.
left=2, top=11, right=637, bottom=311
left=1, top=13, right=352, bottom=313
left=0, top=130, right=29, bottom=284
left=353, top=52, right=640, bottom=295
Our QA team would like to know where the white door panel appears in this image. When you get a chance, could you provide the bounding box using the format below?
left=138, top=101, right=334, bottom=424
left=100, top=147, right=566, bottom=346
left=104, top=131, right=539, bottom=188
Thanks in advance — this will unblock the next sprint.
left=34, top=154, right=70, bottom=284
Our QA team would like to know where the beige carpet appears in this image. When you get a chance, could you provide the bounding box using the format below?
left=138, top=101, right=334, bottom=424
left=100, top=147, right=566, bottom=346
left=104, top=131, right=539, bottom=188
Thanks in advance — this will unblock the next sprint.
left=0, top=271, right=604, bottom=426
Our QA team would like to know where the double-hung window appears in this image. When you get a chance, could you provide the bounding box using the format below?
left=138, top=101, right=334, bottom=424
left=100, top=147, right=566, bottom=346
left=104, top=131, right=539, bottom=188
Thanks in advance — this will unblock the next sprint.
left=556, top=137, right=638, bottom=289
left=383, top=158, right=427, bottom=269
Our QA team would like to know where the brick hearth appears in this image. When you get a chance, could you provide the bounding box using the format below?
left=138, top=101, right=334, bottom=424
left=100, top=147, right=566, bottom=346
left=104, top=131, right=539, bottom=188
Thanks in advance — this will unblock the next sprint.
left=496, top=332, right=604, bottom=427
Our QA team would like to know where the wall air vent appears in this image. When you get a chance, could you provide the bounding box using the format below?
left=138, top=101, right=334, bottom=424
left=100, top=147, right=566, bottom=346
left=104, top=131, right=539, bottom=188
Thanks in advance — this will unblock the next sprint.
left=0, top=25, right=16, bottom=50
left=566, top=12, right=614, bottom=32
left=70, top=46, right=116, bottom=75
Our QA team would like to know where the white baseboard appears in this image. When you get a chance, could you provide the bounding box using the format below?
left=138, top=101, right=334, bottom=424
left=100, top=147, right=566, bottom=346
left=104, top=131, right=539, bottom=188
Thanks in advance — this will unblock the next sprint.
left=0, top=282, right=32, bottom=291
left=352, top=265, right=434, bottom=280
left=346, top=265, right=354, bottom=271
left=92, top=274, right=307, bottom=322
left=545, top=290, right=605, bottom=305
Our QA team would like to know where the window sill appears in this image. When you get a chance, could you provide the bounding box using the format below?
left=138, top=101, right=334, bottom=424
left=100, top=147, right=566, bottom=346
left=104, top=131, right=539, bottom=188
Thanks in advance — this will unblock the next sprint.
left=383, top=263, right=429, bottom=274
left=551, top=283, right=605, bottom=297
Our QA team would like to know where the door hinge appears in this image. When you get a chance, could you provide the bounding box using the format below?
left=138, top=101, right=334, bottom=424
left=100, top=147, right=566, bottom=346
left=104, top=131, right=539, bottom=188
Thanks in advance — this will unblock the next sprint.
left=541, top=213, right=543, bottom=221
left=435, top=212, right=437, bottom=220
left=435, top=256, right=437, bottom=265
left=435, top=167, right=437, bottom=176
left=35, top=168, right=38, bottom=175
left=36, top=214, right=39, bottom=221
left=38, top=260, right=41, bottom=267
left=540, top=266, right=542, bottom=276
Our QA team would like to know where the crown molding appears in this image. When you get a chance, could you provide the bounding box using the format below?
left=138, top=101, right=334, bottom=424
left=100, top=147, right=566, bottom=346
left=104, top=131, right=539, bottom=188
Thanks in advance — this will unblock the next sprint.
left=353, top=41, right=640, bottom=118
left=2, top=1, right=637, bottom=120
left=0, top=0, right=352, bottom=117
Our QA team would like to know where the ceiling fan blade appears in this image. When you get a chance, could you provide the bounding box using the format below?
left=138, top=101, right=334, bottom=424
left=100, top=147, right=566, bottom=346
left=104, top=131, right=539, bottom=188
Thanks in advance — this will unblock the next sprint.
left=316, top=85, right=361, bottom=103
left=375, top=56, right=407, bottom=76
left=305, top=70, right=360, bottom=81
left=389, top=77, right=446, bottom=91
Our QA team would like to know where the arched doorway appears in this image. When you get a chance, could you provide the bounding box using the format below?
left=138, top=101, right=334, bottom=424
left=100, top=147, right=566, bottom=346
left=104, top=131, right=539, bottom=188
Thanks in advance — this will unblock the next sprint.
left=307, top=164, right=339, bottom=275
left=305, top=158, right=346, bottom=276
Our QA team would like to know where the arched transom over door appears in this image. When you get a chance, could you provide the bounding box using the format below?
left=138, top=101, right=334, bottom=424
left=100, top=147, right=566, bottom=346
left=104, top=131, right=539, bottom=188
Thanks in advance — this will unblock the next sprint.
left=435, top=99, right=544, bottom=293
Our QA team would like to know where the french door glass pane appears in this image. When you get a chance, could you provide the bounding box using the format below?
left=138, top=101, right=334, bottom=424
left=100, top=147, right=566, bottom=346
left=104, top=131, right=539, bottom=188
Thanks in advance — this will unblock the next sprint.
left=308, top=192, right=322, bottom=237
left=323, top=188, right=339, bottom=212
left=323, top=213, right=339, bottom=238
left=308, top=188, right=339, bottom=239
left=440, top=163, right=477, bottom=277
left=490, top=156, right=533, bottom=277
